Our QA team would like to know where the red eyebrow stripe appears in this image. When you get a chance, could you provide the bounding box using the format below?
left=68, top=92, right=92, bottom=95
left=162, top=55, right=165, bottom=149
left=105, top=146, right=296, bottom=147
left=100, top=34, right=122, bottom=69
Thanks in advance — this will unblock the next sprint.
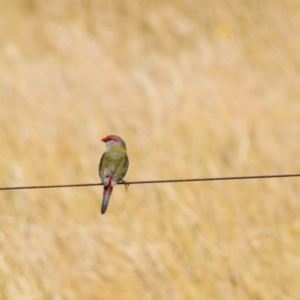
left=108, top=136, right=119, bottom=142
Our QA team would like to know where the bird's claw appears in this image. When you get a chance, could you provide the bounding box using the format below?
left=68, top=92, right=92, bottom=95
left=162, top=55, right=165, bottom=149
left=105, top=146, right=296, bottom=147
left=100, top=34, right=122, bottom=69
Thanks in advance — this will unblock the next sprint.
left=120, top=180, right=129, bottom=192
left=125, top=183, right=129, bottom=192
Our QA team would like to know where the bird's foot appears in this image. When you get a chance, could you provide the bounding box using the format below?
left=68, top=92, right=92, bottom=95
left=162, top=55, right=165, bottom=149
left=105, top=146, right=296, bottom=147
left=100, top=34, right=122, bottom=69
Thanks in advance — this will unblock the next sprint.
left=120, top=180, right=129, bottom=192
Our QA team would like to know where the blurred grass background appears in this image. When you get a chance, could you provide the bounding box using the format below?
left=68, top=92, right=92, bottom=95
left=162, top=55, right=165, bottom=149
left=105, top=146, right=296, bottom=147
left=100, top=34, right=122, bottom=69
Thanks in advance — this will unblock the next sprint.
left=1, top=0, right=300, bottom=299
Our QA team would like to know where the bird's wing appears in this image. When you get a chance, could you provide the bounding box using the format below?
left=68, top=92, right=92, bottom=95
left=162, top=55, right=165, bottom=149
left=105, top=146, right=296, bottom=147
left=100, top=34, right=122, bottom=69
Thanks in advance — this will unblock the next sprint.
left=111, top=152, right=129, bottom=185
left=119, top=156, right=129, bottom=181
left=99, top=146, right=128, bottom=186
left=98, top=151, right=114, bottom=186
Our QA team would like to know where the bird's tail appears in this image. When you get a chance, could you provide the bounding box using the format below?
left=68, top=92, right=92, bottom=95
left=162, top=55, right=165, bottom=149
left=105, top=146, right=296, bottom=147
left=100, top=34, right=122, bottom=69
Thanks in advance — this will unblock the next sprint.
left=101, top=178, right=113, bottom=214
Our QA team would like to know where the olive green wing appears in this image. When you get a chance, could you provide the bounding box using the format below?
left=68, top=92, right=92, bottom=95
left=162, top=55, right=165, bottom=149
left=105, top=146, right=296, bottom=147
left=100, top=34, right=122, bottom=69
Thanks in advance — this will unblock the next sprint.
left=99, top=147, right=128, bottom=186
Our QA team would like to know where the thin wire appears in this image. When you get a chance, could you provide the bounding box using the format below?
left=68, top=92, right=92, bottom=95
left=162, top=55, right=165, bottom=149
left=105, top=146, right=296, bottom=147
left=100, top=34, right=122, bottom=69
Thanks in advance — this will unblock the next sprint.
left=0, top=173, right=299, bottom=191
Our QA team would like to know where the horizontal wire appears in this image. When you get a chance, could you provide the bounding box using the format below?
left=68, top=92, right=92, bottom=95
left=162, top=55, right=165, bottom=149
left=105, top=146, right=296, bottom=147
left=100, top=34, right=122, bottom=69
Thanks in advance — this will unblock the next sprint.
left=0, top=173, right=299, bottom=191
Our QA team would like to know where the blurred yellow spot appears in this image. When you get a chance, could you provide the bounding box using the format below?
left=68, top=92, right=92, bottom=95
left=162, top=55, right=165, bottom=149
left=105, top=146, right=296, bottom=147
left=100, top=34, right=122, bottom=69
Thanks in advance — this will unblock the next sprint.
left=251, top=54, right=266, bottom=67
left=217, top=24, right=232, bottom=38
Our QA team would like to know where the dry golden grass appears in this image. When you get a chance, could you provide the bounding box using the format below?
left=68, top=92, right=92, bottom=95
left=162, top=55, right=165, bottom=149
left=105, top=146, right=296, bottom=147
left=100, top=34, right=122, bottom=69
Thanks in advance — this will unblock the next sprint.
left=1, top=0, right=300, bottom=299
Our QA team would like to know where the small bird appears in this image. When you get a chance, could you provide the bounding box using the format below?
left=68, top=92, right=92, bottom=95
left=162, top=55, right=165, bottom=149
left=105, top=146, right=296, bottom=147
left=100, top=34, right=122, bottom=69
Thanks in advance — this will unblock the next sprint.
left=98, top=135, right=129, bottom=214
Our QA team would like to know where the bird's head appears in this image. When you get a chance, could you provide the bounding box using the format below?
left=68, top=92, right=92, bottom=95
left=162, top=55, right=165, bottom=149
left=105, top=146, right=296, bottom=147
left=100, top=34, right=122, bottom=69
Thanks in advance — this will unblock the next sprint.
left=101, top=135, right=126, bottom=149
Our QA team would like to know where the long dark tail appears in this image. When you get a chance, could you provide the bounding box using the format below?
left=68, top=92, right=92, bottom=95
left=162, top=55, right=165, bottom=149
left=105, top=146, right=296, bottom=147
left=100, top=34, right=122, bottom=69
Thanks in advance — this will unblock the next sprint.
left=101, top=180, right=113, bottom=214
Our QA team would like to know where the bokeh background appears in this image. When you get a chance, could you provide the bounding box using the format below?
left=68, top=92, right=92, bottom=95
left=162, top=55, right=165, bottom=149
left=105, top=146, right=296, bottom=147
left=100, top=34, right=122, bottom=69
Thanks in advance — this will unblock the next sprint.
left=1, top=0, right=300, bottom=299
